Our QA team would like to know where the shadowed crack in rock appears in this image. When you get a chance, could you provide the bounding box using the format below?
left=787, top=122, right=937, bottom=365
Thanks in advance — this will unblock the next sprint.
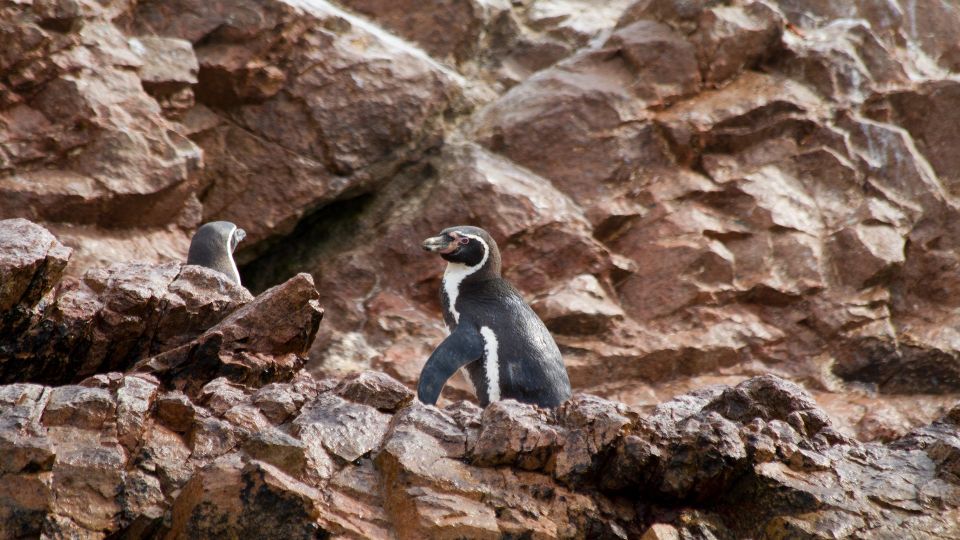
left=0, top=239, right=958, bottom=538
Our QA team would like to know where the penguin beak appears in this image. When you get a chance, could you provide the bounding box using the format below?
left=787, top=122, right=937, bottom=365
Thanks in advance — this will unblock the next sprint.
left=422, top=234, right=456, bottom=254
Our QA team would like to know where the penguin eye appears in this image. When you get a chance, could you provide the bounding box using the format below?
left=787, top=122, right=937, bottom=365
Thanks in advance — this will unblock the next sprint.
left=457, top=237, right=470, bottom=246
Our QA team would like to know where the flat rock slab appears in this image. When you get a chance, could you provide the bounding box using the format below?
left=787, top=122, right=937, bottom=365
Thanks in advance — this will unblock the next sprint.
left=293, top=393, right=391, bottom=462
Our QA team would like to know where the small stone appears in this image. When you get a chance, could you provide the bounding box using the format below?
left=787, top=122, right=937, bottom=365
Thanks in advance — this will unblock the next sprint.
left=292, top=393, right=391, bottom=462
left=334, top=370, right=414, bottom=412
left=41, top=386, right=115, bottom=430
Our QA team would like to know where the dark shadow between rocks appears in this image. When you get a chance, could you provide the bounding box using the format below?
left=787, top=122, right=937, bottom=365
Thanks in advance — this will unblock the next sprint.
left=239, top=193, right=376, bottom=295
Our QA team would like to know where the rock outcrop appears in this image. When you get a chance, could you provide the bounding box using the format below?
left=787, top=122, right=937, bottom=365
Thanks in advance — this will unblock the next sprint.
left=5, top=0, right=960, bottom=535
left=233, top=0, right=960, bottom=439
left=4, top=0, right=960, bottom=436
left=1, top=231, right=959, bottom=538
left=2, top=357, right=959, bottom=538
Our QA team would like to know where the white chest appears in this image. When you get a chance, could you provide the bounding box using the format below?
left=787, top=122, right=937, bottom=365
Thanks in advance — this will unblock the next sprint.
left=442, top=262, right=471, bottom=324
left=439, top=233, right=491, bottom=325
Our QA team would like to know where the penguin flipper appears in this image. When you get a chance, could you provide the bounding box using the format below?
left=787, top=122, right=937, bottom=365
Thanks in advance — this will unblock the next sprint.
left=417, top=324, right=484, bottom=405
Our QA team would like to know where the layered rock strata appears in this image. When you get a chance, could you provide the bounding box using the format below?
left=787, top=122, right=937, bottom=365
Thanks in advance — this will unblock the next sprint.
left=1, top=227, right=958, bottom=538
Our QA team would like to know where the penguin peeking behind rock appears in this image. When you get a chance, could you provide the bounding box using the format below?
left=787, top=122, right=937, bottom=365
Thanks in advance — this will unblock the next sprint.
left=418, top=225, right=572, bottom=408
left=187, top=221, right=246, bottom=286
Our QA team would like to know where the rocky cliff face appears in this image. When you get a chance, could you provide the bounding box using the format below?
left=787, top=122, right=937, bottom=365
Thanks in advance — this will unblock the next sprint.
left=1, top=226, right=959, bottom=538
left=3, top=0, right=960, bottom=536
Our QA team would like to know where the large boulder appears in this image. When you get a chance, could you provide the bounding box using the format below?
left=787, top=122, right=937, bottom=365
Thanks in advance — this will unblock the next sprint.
left=128, top=0, right=464, bottom=251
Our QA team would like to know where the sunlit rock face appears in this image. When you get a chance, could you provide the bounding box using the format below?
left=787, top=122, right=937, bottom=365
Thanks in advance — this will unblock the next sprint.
left=234, top=0, right=960, bottom=438
left=1, top=238, right=959, bottom=537
left=4, top=0, right=960, bottom=535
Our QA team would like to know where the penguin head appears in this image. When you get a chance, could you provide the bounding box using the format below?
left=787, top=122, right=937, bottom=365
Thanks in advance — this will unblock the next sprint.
left=422, top=225, right=501, bottom=274
left=187, top=221, right=246, bottom=285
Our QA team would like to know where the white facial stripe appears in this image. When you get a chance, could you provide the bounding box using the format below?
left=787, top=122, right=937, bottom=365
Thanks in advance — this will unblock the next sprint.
left=226, top=224, right=242, bottom=286
left=480, top=326, right=500, bottom=403
left=442, top=233, right=489, bottom=324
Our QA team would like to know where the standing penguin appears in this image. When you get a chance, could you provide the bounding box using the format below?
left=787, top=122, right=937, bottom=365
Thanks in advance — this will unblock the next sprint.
left=187, top=221, right=246, bottom=286
left=418, top=225, right=572, bottom=408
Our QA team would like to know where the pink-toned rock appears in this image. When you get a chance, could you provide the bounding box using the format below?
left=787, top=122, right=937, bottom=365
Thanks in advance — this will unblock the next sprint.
left=128, top=0, right=463, bottom=249
left=531, top=274, right=625, bottom=335
left=154, top=390, right=198, bottom=433
left=5, top=0, right=960, bottom=535
left=292, top=393, right=391, bottom=462
left=2, top=260, right=251, bottom=385
left=553, top=394, right=635, bottom=480
left=242, top=427, right=309, bottom=477
left=0, top=4, right=203, bottom=230
left=334, top=370, right=415, bottom=412
left=0, top=373, right=958, bottom=538
left=0, top=387, right=54, bottom=475
left=620, top=0, right=783, bottom=87
left=245, top=143, right=614, bottom=390
left=135, top=423, right=193, bottom=492
left=188, top=416, right=239, bottom=461
left=40, top=385, right=114, bottom=430
left=116, top=374, right=159, bottom=451
left=338, top=0, right=632, bottom=88
left=130, top=35, right=198, bottom=113
left=197, top=378, right=248, bottom=418
left=0, top=219, right=71, bottom=315
left=167, top=455, right=326, bottom=538
left=48, top=445, right=127, bottom=533
left=472, top=400, right=562, bottom=471
left=135, top=273, right=322, bottom=394
left=338, top=0, right=489, bottom=65
left=252, top=382, right=309, bottom=425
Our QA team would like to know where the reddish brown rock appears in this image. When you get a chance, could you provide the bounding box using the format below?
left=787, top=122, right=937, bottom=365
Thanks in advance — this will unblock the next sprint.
left=0, top=3, right=203, bottom=234
left=337, top=0, right=489, bottom=65
left=134, top=272, right=322, bottom=394
left=0, top=219, right=71, bottom=338
left=531, top=274, right=626, bottom=335
left=40, top=385, right=115, bottom=430
left=554, top=394, right=635, bottom=480
left=154, top=390, right=198, bottom=433
left=167, top=455, right=327, bottom=538
left=5, top=0, right=960, bottom=534
left=252, top=382, right=311, bottom=425
left=334, top=370, right=415, bottom=412
left=0, top=219, right=71, bottom=313
left=131, top=35, right=199, bottom=114
left=243, top=142, right=615, bottom=393
left=620, top=0, right=783, bottom=87
left=136, top=422, right=193, bottom=493
left=127, top=0, right=463, bottom=250
left=1, top=370, right=959, bottom=538
left=242, top=427, right=309, bottom=477
left=337, top=0, right=633, bottom=88
left=1, top=259, right=251, bottom=385
left=199, top=378, right=249, bottom=417
left=292, top=393, right=391, bottom=462
left=7, top=0, right=960, bottom=452
left=472, top=400, right=562, bottom=471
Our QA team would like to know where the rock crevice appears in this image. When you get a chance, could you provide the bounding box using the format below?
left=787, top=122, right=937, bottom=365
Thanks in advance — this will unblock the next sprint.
left=1, top=232, right=958, bottom=538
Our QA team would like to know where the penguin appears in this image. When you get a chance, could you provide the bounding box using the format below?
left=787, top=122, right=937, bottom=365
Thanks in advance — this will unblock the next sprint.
left=418, top=225, right=572, bottom=408
left=187, top=221, right=246, bottom=285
